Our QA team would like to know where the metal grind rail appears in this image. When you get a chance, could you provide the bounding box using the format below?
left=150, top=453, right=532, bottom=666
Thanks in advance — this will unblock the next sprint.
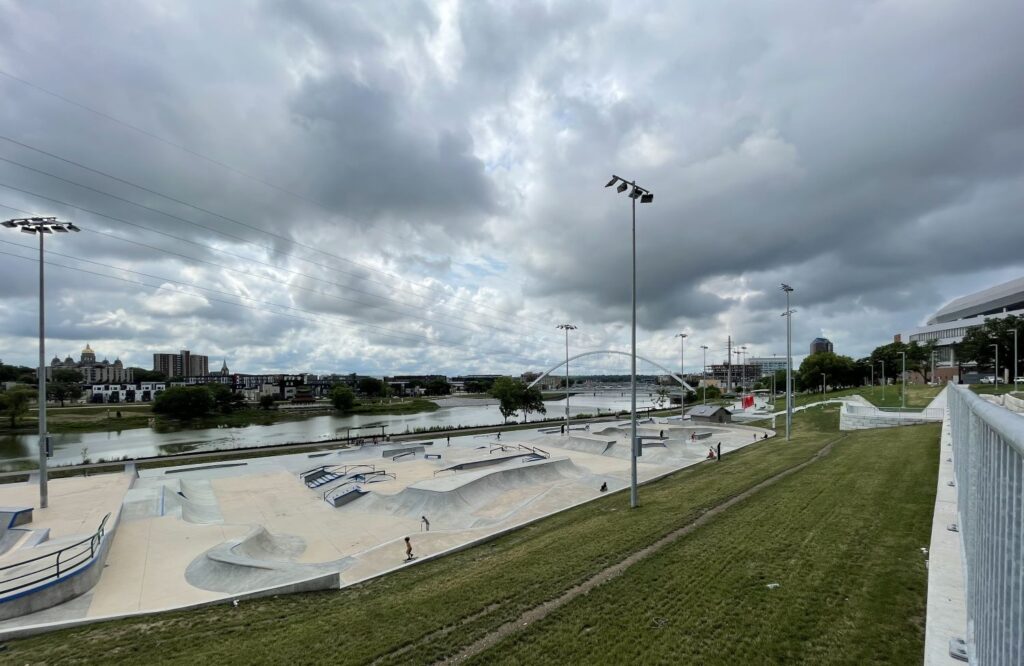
left=0, top=513, right=110, bottom=596
left=947, top=385, right=1023, bottom=665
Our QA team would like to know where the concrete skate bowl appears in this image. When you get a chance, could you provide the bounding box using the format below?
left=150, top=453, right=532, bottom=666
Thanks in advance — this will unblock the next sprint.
left=160, top=479, right=224, bottom=524
left=186, top=526, right=352, bottom=594
left=357, top=457, right=618, bottom=529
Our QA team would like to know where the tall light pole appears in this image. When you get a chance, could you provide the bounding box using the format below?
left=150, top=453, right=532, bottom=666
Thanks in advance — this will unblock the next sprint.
left=1014, top=329, right=1018, bottom=393
left=781, top=284, right=794, bottom=441
left=740, top=345, right=747, bottom=394
left=930, top=351, right=936, bottom=385
left=675, top=333, right=687, bottom=421
left=821, top=373, right=826, bottom=396
left=991, top=343, right=999, bottom=388
left=556, top=323, right=577, bottom=435
left=700, top=345, right=708, bottom=405
left=899, top=351, right=906, bottom=410
left=879, top=360, right=886, bottom=402
left=605, top=175, right=652, bottom=509
left=2, top=217, right=80, bottom=509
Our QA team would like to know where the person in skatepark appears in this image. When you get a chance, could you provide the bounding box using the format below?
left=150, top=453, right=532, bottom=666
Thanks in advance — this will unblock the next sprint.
left=404, top=536, right=414, bottom=561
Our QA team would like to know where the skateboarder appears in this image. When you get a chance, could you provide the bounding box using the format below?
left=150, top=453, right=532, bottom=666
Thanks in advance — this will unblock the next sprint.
left=421, top=515, right=430, bottom=531
left=404, top=536, right=414, bottom=561
left=599, top=482, right=608, bottom=492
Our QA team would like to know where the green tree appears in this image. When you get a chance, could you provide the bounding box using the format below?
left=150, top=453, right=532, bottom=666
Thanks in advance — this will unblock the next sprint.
left=0, top=389, right=33, bottom=428
left=331, top=385, right=356, bottom=411
left=206, top=383, right=243, bottom=413
left=131, top=368, right=167, bottom=382
left=48, top=368, right=84, bottom=407
left=798, top=352, right=857, bottom=391
left=358, top=377, right=388, bottom=398
left=424, top=378, right=451, bottom=396
left=519, top=386, right=547, bottom=422
left=956, top=314, right=1021, bottom=380
left=152, top=386, right=215, bottom=419
left=489, top=377, right=522, bottom=423
left=258, top=394, right=277, bottom=410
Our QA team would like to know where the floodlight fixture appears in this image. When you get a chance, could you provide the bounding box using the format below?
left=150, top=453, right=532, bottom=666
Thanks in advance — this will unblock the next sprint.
left=53, top=225, right=69, bottom=232
left=21, top=226, right=35, bottom=234
left=640, top=193, right=653, bottom=203
left=66, top=223, right=81, bottom=232
left=781, top=283, right=793, bottom=293
left=616, top=181, right=628, bottom=193
left=1, top=220, right=16, bottom=228
left=39, top=226, right=53, bottom=234
left=605, top=176, right=619, bottom=187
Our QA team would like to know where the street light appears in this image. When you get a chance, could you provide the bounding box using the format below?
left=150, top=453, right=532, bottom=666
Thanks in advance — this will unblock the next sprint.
left=605, top=174, right=652, bottom=509
left=740, top=345, right=747, bottom=395
left=700, top=345, right=709, bottom=405
left=781, top=284, right=794, bottom=441
left=879, top=360, right=886, bottom=402
left=675, top=333, right=687, bottom=422
left=992, top=343, right=999, bottom=389
left=821, top=373, right=826, bottom=396
left=899, top=351, right=906, bottom=410
left=2, top=216, right=79, bottom=509
left=1014, top=329, right=1018, bottom=393
left=556, top=324, right=577, bottom=435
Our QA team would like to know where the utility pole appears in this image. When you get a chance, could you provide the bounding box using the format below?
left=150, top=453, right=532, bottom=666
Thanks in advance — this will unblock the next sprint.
left=2, top=217, right=80, bottom=509
left=556, top=324, right=576, bottom=435
left=726, top=335, right=732, bottom=394
left=675, top=333, right=687, bottom=422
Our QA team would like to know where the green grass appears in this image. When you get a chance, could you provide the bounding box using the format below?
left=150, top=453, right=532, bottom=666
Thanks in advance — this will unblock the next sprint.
left=471, top=423, right=938, bottom=664
left=3, top=408, right=938, bottom=665
left=347, top=398, right=439, bottom=415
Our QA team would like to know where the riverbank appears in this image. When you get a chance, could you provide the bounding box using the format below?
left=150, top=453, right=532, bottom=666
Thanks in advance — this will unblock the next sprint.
left=1, top=398, right=441, bottom=436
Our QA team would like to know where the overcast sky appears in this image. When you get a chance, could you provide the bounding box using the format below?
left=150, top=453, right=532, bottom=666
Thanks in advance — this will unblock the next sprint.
left=1, top=0, right=1022, bottom=378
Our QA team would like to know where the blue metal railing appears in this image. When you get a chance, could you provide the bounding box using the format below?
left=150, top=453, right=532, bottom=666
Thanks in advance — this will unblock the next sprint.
left=0, top=512, right=110, bottom=597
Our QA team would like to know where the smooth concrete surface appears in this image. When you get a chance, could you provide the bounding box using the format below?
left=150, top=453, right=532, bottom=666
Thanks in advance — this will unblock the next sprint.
left=0, top=422, right=773, bottom=635
left=924, top=406, right=968, bottom=665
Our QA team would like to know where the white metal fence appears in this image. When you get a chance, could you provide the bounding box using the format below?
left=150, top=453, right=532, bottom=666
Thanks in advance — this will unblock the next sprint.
left=947, top=385, right=1023, bottom=665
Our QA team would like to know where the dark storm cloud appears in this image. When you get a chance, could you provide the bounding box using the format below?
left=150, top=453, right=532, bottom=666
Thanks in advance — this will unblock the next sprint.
left=1, top=0, right=1023, bottom=373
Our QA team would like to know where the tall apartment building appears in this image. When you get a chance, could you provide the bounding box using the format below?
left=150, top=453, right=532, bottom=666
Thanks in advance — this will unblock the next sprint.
left=153, top=350, right=209, bottom=378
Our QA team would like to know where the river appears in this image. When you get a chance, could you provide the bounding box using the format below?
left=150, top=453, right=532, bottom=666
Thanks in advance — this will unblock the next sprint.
left=0, top=392, right=663, bottom=468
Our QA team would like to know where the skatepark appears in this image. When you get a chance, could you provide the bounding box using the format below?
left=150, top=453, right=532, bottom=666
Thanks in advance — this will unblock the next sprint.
left=0, top=419, right=772, bottom=635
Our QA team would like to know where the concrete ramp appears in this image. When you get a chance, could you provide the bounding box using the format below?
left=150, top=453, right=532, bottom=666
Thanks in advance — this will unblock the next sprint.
left=358, top=458, right=585, bottom=528
left=185, top=526, right=351, bottom=594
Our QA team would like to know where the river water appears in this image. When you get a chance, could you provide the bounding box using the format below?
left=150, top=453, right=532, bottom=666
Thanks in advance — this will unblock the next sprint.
left=0, top=392, right=662, bottom=468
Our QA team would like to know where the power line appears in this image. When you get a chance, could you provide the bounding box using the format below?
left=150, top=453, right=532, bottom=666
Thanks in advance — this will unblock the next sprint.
left=0, top=78, right=557, bottom=329
left=0, top=181, right=551, bottom=341
left=0, top=243, right=550, bottom=367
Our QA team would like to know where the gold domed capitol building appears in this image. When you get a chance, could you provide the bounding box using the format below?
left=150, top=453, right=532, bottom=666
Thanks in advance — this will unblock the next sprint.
left=46, top=343, right=133, bottom=383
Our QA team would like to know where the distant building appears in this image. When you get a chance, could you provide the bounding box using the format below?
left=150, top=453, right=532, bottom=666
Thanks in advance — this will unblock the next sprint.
left=48, top=344, right=133, bottom=383
left=748, top=356, right=787, bottom=378
left=809, top=338, right=834, bottom=355
left=898, top=276, right=1024, bottom=382
left=88, top=382, right=166, bottom=404
left=686, top=405, right=732, bottom=423
left=153, top=350, right=209, bottom=378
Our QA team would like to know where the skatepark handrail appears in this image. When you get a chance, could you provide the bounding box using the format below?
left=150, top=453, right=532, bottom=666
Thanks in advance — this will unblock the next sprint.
left=298, top=463, right=375, bottom=479
left=323, top=482, right=360, bottom=502
left=0, top=512, right=110, bottom=597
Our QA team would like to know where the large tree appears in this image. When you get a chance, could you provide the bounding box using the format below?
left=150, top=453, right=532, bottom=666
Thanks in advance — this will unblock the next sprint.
left=49, top=369, right=84, bottom=407
left=489, top=377, right=522, bottom=423
left=152, top=386, right=216, bottom=419
left=0, top=389, right=33, bottom=428
left=357, top=377, right=389, bottom=398
left=424, top=378, right=451, bottom=396
left=519, top=386, right=547, bottom=423
left=798, top=352, right=858, bottom=390
left=331, top=385, right=356, bottom=411
left=956, top=314, right=1022, bottom=380
left=131, top=368, right=167, bottom=382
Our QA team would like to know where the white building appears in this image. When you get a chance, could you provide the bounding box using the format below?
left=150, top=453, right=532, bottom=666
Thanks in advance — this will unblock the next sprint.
left=88, top=382, right=166, bottom=404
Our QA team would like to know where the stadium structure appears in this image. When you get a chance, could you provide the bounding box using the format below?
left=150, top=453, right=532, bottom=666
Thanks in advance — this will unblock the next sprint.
left=899, top=276, right=1024, bottom=382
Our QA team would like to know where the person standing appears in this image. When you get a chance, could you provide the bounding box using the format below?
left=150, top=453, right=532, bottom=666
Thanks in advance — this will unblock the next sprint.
left=421, top=516, right=430, bottom=532
left=717, top=442, right=722, bottom=462
left=404, top=536, right=414, bottom=561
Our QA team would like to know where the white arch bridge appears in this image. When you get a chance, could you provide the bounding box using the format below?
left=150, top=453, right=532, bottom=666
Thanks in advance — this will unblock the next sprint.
left=527, top=350, right=696, bottom=392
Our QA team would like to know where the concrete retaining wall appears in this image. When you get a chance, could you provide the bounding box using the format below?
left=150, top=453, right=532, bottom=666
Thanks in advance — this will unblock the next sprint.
left=0, top=510, right=122, bottom=621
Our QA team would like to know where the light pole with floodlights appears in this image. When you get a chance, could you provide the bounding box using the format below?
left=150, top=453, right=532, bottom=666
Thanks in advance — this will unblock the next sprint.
left=556, top=324, right=577, bottom=435
left=879, top=360, right=886, bottom=402
left=821, top=373, right=826, bottom=396
left=675, top=333, right=687, bottom=422
left=2, top=216, right=80, bottom=509
left=605, top=175, right=652, bottom=509
left=1014, top=329, right=1018, bottom=393
left=781, top=284, right=794, bottom=441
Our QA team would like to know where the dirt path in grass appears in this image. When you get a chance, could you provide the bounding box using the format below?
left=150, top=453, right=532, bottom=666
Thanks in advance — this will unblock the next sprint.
left=434, top=434, right=846, bottom=664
